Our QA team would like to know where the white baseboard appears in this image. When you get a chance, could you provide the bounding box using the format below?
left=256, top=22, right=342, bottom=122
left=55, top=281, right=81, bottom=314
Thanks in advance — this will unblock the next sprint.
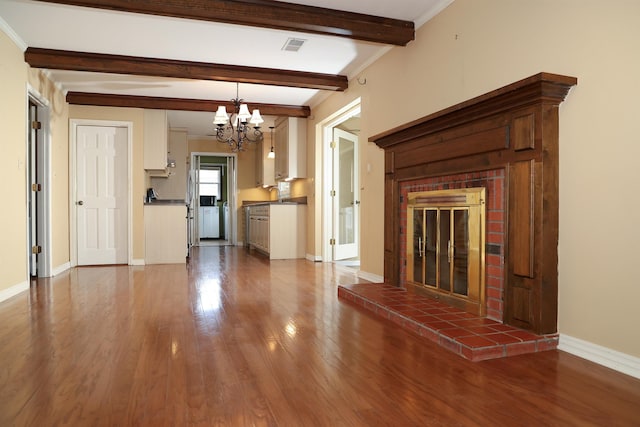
left=130, top=259, right=145, bottom=266
left=357, top=270, right=384, bottom=283
left=559, top=334, right=640, bottom=380
left=51, top=262, right=71, bottom=276
left=306, top=254, right=323, bottom=262
left=0, top=281, right=29, bottom=303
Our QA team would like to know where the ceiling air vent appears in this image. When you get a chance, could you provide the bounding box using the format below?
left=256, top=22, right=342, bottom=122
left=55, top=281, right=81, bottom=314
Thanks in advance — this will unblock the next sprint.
left=282, top=38, right=306, bottom=52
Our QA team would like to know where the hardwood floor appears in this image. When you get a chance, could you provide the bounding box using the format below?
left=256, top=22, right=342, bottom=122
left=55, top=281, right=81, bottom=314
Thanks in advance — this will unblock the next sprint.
left=1, top=246, right=639, bottom=426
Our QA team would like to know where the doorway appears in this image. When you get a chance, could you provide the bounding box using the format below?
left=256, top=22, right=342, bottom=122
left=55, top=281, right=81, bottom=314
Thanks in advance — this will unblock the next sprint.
left=190, top=153, right=237, bottom=247
left=70, top=120, right=132, bottom=266
left=322, top=99, right=361, bottom=265
left=26, top=95, right=51, bottom=278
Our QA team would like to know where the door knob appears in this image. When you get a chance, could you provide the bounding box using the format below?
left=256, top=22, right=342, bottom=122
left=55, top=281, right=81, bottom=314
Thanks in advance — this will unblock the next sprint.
left=77, top=200, right=84, bottom=205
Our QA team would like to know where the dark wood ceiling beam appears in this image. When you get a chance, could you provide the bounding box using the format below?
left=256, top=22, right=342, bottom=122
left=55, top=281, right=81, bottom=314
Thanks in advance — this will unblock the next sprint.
left=35, top=0, right=414, bottom=46
left=66, top=92, right=311, bottom=118
left=25, top=48, right=348, bottom=92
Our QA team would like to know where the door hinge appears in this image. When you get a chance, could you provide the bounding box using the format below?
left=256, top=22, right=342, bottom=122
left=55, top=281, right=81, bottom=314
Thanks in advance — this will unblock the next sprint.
left=330, top=190, right=336, bottom=197
left=31, top=245, right=42, bottom=254
left=32, top=183, right=41, bottom=192
left=330, top=238, right=336, bottom=245
left=31, top=120, right=42, bottom=130
left=330, top=141, right=336, bottom=149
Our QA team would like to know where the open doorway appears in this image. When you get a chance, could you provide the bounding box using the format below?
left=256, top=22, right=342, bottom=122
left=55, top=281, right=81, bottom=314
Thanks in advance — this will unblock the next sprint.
left=322, top=99, right=361, bottom=268
left=190, top=153, right=237, bottom=247
left=27, top=94, right=51, bottom=278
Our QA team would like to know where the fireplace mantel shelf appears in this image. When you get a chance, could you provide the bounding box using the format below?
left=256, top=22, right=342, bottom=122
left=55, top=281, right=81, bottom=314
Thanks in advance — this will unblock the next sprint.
left=370, top=72, right=577, bottom=149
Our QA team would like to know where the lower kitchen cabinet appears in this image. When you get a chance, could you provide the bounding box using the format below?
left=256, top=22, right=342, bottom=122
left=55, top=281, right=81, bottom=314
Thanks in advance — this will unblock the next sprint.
left=144, top=204, right=187, bottom=264
left=248, top=204, right=306, bottom=259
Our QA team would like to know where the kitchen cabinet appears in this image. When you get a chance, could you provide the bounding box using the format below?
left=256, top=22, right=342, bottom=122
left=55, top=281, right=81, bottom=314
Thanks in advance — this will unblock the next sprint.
left=144, top=204, right=187, bottom=264
left=255, top=133, right=275, bottom=188
left=249, top=205, right=269, bottom=253
left=248, top=203, right=306, bottom=259
left=199, top=206, right=220, bottom=238
left=143, top=109, right=168, bottom=171
left=274, top=117, right=306, bottom=181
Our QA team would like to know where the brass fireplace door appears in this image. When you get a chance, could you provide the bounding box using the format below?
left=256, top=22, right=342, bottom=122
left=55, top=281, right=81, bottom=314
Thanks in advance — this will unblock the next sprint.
left=406, top=188, right=486, bottom=316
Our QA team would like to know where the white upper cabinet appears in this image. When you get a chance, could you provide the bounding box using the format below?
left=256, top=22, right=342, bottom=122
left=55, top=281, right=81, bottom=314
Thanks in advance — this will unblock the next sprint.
left=274, top=117, right=306, bottom=181
left=143, top=109, right=168, bottom=170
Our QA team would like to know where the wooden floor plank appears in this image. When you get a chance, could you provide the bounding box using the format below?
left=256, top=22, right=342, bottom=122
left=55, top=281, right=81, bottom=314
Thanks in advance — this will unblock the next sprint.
left=0, top=246, right=638, bottom=426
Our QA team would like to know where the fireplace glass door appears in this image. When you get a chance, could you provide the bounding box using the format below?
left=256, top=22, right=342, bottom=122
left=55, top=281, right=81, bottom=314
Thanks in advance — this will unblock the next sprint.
left=407, top=188, right=485, bottom=315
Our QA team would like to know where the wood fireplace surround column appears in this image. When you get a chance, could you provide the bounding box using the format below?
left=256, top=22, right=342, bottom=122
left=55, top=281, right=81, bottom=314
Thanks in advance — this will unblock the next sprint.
left=370, top=73, right=577, bottom=335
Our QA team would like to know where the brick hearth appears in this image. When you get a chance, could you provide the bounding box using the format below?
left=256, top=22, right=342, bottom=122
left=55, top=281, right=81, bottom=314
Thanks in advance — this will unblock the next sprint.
left=338, top=282, right=558, bottom=361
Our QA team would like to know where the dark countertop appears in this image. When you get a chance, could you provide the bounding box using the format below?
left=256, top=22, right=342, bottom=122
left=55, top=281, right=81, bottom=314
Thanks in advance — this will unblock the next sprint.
left=144, top=199, right=187, bottom=206
left=246, top=201, right=301, bottom=206
left=243, top=196, right=307, bottom=206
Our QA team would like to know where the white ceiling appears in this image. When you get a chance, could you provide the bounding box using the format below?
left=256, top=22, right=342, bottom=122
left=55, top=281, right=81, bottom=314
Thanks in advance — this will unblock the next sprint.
left=0, top=0, right=452, bottom=137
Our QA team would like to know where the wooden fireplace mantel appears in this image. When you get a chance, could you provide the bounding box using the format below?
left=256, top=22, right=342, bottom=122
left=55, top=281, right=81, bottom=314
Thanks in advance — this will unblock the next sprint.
left=370, top=72, right=577, bottom=334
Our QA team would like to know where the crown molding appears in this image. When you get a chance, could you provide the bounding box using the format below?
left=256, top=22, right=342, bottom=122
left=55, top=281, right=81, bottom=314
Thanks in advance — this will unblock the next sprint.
left=0, top=15, right=27, bottom=52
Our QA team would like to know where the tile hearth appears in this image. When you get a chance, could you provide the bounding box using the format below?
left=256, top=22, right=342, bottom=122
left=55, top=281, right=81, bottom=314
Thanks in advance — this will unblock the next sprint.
left=338, top=283, right=558, bottom=362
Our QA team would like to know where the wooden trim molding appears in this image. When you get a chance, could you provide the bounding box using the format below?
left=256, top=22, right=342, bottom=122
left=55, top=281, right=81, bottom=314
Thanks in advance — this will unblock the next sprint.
left=66, top=92, right=311, bottom=118
left=25, top=47, right=348, bottom=92
left=370, top=73, right=577, bottom=335
left=559, top=334, right=640, bottom=380
left=34, top=0, right=415, bottom=46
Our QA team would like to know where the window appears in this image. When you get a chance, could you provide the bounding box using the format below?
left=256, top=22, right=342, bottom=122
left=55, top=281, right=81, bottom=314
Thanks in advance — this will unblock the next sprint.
left=199, top=168, right=221, bottom=199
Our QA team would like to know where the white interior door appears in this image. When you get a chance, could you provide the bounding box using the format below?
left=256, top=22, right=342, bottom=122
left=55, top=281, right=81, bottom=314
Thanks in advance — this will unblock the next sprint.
left=76, top=125, right=128, bottom=265
left=333, top=128, right=359, bottom=260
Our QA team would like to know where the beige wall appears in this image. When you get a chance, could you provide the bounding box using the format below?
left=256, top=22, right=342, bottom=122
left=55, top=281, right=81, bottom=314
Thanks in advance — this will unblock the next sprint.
left=0, top=30, right=28, bottom=291
left=68, top=105, right=146, bottom=261
left=310, top=0, right=640, bottom=357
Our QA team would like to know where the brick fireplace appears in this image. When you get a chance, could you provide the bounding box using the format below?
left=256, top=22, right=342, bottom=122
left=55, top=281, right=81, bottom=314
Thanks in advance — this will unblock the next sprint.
left=341, top=74, right=577, bottom=343
left=338, top=73, right=576, bottom=360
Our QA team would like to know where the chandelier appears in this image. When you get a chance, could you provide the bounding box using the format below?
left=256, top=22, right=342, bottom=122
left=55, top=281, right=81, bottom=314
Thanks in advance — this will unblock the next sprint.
left=213, top=83, right=264, bottom=152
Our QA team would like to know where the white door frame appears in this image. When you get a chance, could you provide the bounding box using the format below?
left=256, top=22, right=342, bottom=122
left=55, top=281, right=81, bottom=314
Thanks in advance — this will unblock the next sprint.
left=190, top=152, right=238, bottom=245
left=25, top=86, right=52, bottom=277
left=69, top=119, right=133, bottom=266
left=321, top=98, right=361, bottom=262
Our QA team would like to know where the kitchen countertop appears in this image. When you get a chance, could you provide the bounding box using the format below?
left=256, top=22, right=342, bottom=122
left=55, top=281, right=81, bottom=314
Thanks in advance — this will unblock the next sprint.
left=144, top=199, right=188, bottom=206
left=243, top=196, right=307, bottom=206
left=246, top=201, right=302, bottom=206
